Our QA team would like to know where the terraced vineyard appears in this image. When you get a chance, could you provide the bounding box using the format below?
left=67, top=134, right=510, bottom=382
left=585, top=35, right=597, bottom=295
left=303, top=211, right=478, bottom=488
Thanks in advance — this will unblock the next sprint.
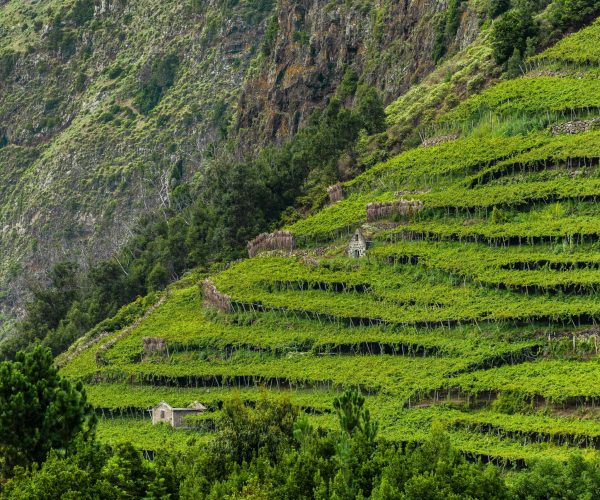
left=61, top=20, right=600, bottom=466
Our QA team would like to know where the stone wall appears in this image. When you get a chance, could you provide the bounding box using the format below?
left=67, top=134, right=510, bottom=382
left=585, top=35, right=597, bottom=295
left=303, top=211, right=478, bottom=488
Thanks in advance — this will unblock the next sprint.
left=202, top=279, right=232, bottom=313
left=247, top=231, right=295, bottom=257
left=421, top=132, right=460, bottom=147
left=143, top=337, right=167, bottom=358
left=327, top=183, right=344, bottom=204
left=366, top=200, right=424, bottom=222
left=152, top=403, right=173, bottom=426
left=550, top=118, right=600, bottom=136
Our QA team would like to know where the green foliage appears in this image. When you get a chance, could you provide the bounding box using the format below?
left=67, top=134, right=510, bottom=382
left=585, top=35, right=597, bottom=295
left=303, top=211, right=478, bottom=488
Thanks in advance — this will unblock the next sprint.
left=506, top=47, right=523, bottom=78
left=261, top=15, right=279, bottom=56
left=2, top=441, right=173, bottom=499
left=432, top=0, right=465, bottom=62
left=334, top=390, right=378, bottom=442
left=511, top=454, right=600, bottom=498
left=492, top=8, right=538, bottom=63
left=212, top=396, right=298, bottom=464
left=0, top=347, right=95, bottom=476
left=293, top=30, right=310, bottom=46
left=546, top=0, right=600, bottom=35
left=491, top=391, right=534, bottom=414
left=46, top=17, right=78, bottom=57
left=488, top=0, right=511, bottom=19
left=443, top=78, right=600, bottom=124
left=0, top=50, right=17, bottom=80
left=354, top=85, right=386, bottom=135
left=68, top=0, right=95, bottom=26
left=338, top=67, right=359, bottom=101
left=135, top=53, right=180, bottom=114
left=536, top=17, right=600, bottom=63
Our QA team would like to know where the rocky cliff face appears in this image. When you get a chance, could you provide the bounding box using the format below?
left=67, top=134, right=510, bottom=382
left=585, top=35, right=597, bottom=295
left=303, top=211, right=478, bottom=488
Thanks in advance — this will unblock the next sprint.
left=0, top=0, right=486, bottom=331
left=235, top=0, right=484, bottom=146
left=0, top=0, right=272, bottom=325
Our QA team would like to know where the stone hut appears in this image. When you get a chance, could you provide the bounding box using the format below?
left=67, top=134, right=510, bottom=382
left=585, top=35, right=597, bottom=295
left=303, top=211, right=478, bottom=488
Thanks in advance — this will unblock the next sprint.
left=150, top=401, right=207, bottom=428
left=347, top=229, right=370, bottom=258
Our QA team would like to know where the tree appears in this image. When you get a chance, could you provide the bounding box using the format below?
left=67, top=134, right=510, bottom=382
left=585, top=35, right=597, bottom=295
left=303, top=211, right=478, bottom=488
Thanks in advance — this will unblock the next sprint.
left=354, top=85, right=386, bottom=135
left=261, top=15, right=279, bottom=56
left=211, top=396, right=298, bottom=464
left=488, top=0, right=510, bottom=18
left=0, top=346, right=96, bottom=476
left=333, top=389, right=378, bottom=442
left=136, top=53, right=179, bottom=114
left=491, top=8, right=538, bottom=64
left=506, top=47, right=524, bottom=78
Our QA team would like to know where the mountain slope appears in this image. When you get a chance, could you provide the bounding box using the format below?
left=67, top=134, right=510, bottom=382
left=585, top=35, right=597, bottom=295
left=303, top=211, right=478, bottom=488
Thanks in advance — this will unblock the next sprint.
left=60, top=19, right=600, bottom=464
left=0, top=0, right=490, bottom=338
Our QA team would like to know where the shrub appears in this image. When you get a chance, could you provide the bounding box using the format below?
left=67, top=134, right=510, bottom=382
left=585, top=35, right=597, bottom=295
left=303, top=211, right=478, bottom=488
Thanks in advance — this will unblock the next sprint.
left=0, top=50, right=17, bottom=80
left=135, top=53, right=179, bottom=114
left=68, top=0, right=95, bottom=26
left=261, top=15, right=279, bottom=56
left=488, top=0, right=510, bottom=18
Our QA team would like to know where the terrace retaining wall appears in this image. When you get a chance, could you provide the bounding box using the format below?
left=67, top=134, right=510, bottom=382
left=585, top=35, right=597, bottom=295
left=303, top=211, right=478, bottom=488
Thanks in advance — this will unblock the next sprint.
left=551, top=118, right=600, bottom=136
left=327, top=183, right=344, bottom=203
left=202, top=279, right=233, bottom=313
left=247, top=231, right=295, bottom=257
left=366, top=199, right=424, bottom=222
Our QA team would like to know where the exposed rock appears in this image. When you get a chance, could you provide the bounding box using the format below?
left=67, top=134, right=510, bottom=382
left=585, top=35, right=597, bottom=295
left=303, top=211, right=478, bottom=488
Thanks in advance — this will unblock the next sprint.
left=236, top=0, right=482, bottom=146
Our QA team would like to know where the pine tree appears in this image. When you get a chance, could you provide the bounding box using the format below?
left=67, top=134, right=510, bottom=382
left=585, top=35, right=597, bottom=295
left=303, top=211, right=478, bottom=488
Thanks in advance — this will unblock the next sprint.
left=0, top=346, right=96, bottom=476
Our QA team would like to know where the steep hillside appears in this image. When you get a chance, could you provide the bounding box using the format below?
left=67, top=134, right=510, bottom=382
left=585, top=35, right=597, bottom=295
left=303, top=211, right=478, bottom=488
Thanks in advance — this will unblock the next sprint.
left=0, top=0, right=489, bottom=334
left=60, top=19, right=600, bottom=464
left=0, top=0, right=274, bottom=322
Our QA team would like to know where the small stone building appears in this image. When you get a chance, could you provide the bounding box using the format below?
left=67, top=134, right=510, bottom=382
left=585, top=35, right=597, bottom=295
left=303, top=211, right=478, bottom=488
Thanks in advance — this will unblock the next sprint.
left=347, top=229, right=370, bottom=258
left=150, top=401, right=207, bottom=428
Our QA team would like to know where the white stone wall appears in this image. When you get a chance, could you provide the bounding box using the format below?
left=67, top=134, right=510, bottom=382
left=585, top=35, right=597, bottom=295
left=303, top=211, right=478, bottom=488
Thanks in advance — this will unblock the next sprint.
left=152, top=403, right=173, bottom=425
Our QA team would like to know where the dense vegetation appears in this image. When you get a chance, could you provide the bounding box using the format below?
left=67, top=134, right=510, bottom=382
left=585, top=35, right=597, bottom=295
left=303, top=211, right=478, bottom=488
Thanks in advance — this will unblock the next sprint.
left=3, top=352, right=600, bottom=498
left=1, top=84, right=385, bottom=360
left=5, top=2, right=600, bottom=498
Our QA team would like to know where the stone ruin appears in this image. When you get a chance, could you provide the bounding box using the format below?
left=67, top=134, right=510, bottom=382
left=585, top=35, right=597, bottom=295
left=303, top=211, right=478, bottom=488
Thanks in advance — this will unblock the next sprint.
left=421, top=132, right=460, bottom=148
left=327, top=183, right=344, bottom=203
left=143, top=337, right=168, bottom=358
left=366, top=199, right=424, bottom=222
left=550, top=118, right=600, bottom=136
left=247, top=230, right=295, bottom=257
left=202, top=279, right=232, bottom=313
